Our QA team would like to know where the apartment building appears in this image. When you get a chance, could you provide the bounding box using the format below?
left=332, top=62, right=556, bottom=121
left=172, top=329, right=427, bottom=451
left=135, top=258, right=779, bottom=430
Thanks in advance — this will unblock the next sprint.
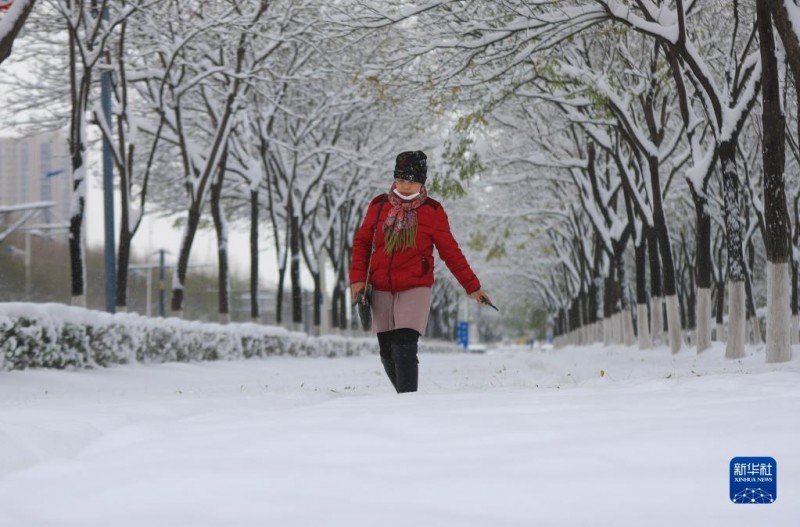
left=0, top=129, right=73, bottom=225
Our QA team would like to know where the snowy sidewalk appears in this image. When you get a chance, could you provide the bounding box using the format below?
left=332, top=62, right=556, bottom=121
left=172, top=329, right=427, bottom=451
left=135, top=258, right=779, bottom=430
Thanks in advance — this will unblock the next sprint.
left=0, top=344, right=797, bottom=526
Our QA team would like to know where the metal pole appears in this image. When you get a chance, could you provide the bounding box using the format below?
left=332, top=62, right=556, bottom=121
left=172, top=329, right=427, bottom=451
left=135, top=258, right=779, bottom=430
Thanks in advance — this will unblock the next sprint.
left=24, top=230, right=31, bottom=301
left=145, top=267, right=152, bottom=317
left=100, top=5, right=116, bottom=313
left=158, top=249, right=166, bottom=317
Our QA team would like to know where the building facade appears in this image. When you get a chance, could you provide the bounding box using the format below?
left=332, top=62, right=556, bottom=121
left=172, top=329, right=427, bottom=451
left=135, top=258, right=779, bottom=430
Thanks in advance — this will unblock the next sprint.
left=0, top=129, right=73, bottom=225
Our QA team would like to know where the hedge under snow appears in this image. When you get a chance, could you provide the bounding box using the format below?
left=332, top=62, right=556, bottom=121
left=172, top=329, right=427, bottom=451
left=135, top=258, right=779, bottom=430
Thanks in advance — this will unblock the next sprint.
left=0, top=303, right=459, bottom=370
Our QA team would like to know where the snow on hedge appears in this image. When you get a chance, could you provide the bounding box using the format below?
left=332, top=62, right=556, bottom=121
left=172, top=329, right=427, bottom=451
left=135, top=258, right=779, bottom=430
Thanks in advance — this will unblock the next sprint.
left=0, top=303, right=459, bottom=370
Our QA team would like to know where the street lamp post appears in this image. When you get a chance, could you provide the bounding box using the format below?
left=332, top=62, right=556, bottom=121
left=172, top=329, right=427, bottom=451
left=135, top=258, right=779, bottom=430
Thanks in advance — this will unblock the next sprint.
left=91, top=0, right=115, bottom=313
left=159, top=249, right=166, bottom=317
left=101, top=13, right=115, bottom=314
left=24, top=230, right=31, bottom=300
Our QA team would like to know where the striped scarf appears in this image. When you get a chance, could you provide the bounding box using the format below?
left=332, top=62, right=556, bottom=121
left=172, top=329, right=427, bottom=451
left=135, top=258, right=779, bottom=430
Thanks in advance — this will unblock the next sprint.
left=383, top=182, right=428, bottom=254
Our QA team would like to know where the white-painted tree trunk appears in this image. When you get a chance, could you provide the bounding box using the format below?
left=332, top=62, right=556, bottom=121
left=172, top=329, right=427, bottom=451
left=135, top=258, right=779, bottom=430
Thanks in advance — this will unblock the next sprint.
left=612, top=314, right=619, bottom=344
left=755, top=317, right=763, bottom=345
left=792, top=315, right=799, bottom=345
left=726, top=281, right=746, bottom=359
left=636, top=303, right=651, bottom=349
left=665, top=295, right=683, bottom=354
left=650, top=297, right=663, bottom=345
left=219, top=313, right=230, bottom=325
left=603, top=318, right=611, bottom=346
left=715, top=323, right=725, bottom=342
left=696, top=288, right=712, bottom=353
left=750, top=317, right=763, bottom=346
left=622, top=310, right=635, bottom=346
left=71, top=295, right=86, bottom=308
left=766, top=262, right=792, bottom=363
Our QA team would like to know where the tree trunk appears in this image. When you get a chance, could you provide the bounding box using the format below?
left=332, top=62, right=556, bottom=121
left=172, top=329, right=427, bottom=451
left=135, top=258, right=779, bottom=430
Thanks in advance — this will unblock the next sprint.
left=339, top=283, right=348, bottom=330
left=312, top=272, right=322, bottom=334
left=331, top=282, right=341, bottom=332
left=792, top=256, right=799, bottom=345
left=665, top=295, right=682, bottom=355
left=714, top=279, right=725, bottom=342
left=67, top=26, right=88, bottom=308
left=634, top=234, right=651, bottom=349
left=68, top=186, right=87, bottom=307
left=290, top=214, right=302, bottom=328
left=648, top=157, right=682, bottom=353
left=616, top=251, right=635, bottom=346
left=647, top=228, right=663, bottom=344
left=250, top=189, right=260, bottom=321
left=588, top=277, right=599, bottom=343
left=211, top=160, right=230, bottom=323
left=719, top=140, right=747, bottom=358
left=582, top=288, right=592, bottom=342
left=758, top=0, right=792, bottom=363
left=744, top=241, right=759, bottom=344
left=694, top=196, right=713, bottom=351
left=116, top=226, right=132, bottom=310
left=696, top=288, right=712, bottom=352
left=170, top=206, right=201, bottom=315
left=727, top=282, right=747, bottom=358
left=276, top=266, right=286, bottom=325
left=685, top=248, right=696, bottom=332
left=603, top=267, right=615, bottom=345
left=332, top=264, right=347, bottom=331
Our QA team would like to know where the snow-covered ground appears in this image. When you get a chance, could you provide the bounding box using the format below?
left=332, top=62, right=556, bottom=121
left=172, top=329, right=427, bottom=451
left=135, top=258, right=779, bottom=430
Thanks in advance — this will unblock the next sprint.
left=0, top=342, right=797, bottom=526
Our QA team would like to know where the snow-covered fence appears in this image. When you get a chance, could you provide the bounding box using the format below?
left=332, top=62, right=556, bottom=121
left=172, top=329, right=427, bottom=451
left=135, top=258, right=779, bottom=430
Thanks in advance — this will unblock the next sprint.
left=0, top=303, right=459, bottom=370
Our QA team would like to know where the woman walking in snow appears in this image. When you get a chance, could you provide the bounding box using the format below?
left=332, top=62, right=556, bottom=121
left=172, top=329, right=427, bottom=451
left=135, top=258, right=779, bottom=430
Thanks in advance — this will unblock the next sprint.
left=350, top=151, right=492, bottom=393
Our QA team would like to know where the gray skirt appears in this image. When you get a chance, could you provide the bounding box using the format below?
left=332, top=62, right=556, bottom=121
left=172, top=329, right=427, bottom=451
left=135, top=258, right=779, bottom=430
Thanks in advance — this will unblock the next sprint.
left=371, top=287, right=433, bottom=334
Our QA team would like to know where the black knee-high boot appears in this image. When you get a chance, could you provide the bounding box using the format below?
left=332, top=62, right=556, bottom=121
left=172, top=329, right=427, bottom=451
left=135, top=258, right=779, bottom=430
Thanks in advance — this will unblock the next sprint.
left=391, top=343, right=418, bottom=393
left=377, top=331, right=397, bottom=390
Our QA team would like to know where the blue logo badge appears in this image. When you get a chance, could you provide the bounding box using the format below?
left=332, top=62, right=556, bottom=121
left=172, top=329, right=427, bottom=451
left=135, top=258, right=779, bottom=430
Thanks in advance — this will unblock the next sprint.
left=730, top=457, right=776, bottom=504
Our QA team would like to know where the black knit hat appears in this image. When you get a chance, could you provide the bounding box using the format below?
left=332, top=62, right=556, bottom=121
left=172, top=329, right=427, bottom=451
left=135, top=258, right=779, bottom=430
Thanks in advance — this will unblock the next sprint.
left=393, top=151, right=427, bottom=184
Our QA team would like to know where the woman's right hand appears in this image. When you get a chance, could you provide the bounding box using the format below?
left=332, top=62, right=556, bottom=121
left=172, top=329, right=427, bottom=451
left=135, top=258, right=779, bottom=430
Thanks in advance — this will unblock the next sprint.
left=351, top=282, right=366, bottom=301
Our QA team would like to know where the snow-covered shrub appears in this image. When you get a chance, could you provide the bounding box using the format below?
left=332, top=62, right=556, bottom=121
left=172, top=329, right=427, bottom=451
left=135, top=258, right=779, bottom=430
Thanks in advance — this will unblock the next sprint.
left=0, top=303, right=459, bottom=370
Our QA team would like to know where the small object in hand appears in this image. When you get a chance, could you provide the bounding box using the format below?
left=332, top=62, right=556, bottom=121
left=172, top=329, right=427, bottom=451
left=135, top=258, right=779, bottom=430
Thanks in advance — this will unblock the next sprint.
left=481, top=298, right=499, bottom=311
left=354, top=285, right=373, bottom=330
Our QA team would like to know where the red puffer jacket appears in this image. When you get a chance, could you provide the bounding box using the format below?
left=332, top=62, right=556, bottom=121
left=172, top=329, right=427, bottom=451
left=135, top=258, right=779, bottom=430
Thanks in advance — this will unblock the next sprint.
left=350, top=193, right=481, bottom=294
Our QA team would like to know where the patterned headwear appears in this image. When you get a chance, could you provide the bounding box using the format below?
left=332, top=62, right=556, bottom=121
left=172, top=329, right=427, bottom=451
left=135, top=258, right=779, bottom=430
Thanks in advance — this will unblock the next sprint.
left=393, top=151, right=427, bottom=184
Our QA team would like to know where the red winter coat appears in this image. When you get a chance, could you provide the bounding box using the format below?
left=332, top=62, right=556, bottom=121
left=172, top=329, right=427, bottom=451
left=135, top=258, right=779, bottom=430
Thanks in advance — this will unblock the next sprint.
left=350, top=193, right=481, bottom=294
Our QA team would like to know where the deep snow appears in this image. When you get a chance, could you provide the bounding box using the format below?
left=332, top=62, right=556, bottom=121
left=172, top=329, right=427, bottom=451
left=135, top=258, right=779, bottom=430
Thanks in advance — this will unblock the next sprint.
left=0, top=342, right=797, bottom=526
